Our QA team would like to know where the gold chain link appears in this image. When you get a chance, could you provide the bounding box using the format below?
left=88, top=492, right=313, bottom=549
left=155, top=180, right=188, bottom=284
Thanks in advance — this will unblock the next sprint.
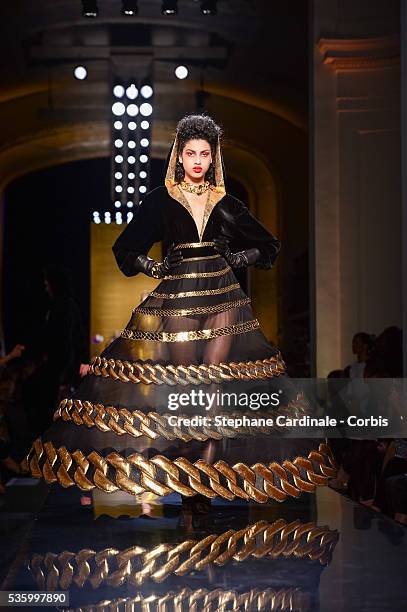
left=52, top=397, right=310, bottom=441
left=88, top=354, right=286, bottom=385
left=150, top=282, right=241, bottom=299
left=22, top=442, right=338, bottom=502
left=29, top=519, right=338, bottom=591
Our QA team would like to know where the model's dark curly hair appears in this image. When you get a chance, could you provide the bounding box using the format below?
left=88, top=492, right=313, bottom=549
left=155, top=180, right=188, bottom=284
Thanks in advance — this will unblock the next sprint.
left=175, top=114, right=223, bottom=184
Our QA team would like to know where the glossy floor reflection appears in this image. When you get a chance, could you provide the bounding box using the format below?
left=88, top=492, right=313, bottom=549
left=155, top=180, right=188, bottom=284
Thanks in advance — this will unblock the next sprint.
left=0, top=480, right=406, bottom=611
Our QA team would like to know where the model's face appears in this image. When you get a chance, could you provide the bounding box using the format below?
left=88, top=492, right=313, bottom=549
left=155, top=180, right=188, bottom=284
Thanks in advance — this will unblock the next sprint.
left=179, top=139, right=212, bottom=183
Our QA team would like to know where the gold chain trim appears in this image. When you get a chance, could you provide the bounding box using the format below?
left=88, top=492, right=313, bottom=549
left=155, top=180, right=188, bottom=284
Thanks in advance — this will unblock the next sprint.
left=63, top=587, right=311, bottom=612
left=163, top=266, right=231, bottom=280
left=150, top=282, right=241, bottom=299
left=88, top=354, right=286, bottom=385
left=22, top=442, right=337, bottom=502
left=52, top=397, right=310, bottom=441
left=29, top=519, right=338, bottom=591
left=132, top=296, right=251, bottom=317
left=175, top=241, right=215, bottom=248
left=121, top=319, right=260, bottom=342
left=182, top=253, right=222, bottom=262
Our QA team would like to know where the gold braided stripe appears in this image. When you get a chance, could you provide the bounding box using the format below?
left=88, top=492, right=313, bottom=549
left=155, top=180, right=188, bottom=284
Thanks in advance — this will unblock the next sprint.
left=175, top=241, right=215, bottom=248
left=150, top=282, right=241, bottom=299
left=64, top=587, right=311, bottom=612
left=132, top=296, right=251, bottom=317
left=22, top=442, right=338, bottom=502
left=121, top=319, right=260, bottom=342
left=52, top=398, right=310, bottom=441
left=163, top=266, right=231, bottom=280
left=88, top=354, right=286, bottom=385
left=29, top=519, right=338, bottom=591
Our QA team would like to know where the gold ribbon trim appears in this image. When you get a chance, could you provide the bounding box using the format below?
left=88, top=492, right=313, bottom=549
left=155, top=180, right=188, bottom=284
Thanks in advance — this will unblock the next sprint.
left=60, top=587, right=311, bottom=612
left=132, top=296, right=251, bottom=317
left=163, top=266, right=231, bottom=280
left=29, top=519, right=338, bottom=591
left=150, top=282, right=241, bottom=299
left=52, top=396, right=310, bottom=441
left=120, top=319, right=260, bottom=342
left=88, top=354, right=286, bottom=385
left=22, top=442, right=337, bottom=502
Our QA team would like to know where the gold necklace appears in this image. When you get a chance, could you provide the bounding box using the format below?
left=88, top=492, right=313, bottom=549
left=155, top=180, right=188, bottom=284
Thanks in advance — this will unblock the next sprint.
left=180, top=180, right=210, bottom=195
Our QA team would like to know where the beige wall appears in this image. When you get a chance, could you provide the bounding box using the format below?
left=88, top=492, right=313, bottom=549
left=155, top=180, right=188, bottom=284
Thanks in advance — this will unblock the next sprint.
left=90, top=223, right=162, bottom=357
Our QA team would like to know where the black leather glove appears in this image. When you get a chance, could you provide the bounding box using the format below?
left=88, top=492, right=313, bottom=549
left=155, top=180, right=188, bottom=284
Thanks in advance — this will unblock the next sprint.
left=213, top=236, right=261, bottom=269
left=134, top=243, right=183, bottom=278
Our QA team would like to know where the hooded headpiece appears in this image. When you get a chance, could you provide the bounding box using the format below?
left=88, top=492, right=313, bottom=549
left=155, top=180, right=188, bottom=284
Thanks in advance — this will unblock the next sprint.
left=164, top=114, right=226, bottom=204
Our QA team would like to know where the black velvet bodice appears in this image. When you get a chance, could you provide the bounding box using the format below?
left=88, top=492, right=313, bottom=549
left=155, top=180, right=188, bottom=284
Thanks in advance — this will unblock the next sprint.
left=112, top=186, right=280, bottom=276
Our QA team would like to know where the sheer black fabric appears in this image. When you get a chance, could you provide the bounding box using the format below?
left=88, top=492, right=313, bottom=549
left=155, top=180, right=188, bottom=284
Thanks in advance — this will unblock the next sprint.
left=28, top=183, right=315, bottom=478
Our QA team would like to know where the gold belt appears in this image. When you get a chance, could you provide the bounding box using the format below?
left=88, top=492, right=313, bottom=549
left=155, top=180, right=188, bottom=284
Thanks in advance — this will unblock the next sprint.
left=176, top=241, right=215, bottom=248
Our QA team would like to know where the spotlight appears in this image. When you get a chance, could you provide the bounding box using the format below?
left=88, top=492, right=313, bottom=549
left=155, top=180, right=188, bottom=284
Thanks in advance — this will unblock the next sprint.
left=128, top=155, right=136, bottom=164
left=139, top=185, right=147, bottom=193
left=128, top=140, right=136, bottom=149
left=114, top=121, right=123, bottom=130
left=82, top=0, right=98, bottom=17
left=114, top=139, right=123, bottom=148
left=128, top=172, right=135, bottom=180
left=139, top=170, right=147, bottom=179
left=115, top=171, right=123, bottom=179
left=140, top=154, right=148, bottom=163
left=105, top=213, right=111, bottom=224
left=74, top=65, right=87, bottom=80
left=115, top=185, right=123, bottom=193
left=175, top=65, right=188, bottom=80
left=127, top=212, right=134, bottom=222
left=200, top=0, right=217, bottom=15
left=128, top=121, right=137, bottom=130
left=113, top=85, right=125, bottom=98
left=112, top=102, right=125, bottom=116
left=140, top=85, right=153, bottom=99
left=140, top=138, right=149, bottom=147
left=122, top=0, right=138, bottom=15
left=127, top=201, right=134, bottom=208
left=115, top=154, right=124, bottom=163
left=140, top=102, right=153, bottom=117
left=114, top=201, right=121, bottom=208
left=127, top=186, right=135, bottom=194
left=161, top=0, right=177, bottom=15
left=141, top=120, right=149, bottom=130
left=127, top=104, right=139, bottom=117
left=126, top=84, right=138, bottom=99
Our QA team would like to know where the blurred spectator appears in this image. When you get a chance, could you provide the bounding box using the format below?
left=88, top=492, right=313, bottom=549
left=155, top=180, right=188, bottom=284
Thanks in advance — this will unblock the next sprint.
left=24, top=265, right=87, bottom=435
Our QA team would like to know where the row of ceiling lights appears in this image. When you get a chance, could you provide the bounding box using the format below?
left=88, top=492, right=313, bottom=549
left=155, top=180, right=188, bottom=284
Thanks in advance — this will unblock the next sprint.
left=82, top=1, right=217, bottom=17
left=73, top=64, right=189, bottom=80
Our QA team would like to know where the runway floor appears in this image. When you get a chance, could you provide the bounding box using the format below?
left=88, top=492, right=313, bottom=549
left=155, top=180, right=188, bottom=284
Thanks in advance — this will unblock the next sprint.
left=0, top=478, right=406, bottom=611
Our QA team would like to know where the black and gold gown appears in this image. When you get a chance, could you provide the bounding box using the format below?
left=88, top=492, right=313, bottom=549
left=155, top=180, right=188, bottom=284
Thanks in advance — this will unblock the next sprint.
left=23, top=143, right=336, bottom=503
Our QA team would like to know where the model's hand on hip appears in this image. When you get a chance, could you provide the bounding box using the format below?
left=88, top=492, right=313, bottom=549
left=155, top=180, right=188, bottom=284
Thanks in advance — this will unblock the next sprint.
left=213, top=236, right=261, bottom=269
left=134, top=243, right=183, bottom=278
